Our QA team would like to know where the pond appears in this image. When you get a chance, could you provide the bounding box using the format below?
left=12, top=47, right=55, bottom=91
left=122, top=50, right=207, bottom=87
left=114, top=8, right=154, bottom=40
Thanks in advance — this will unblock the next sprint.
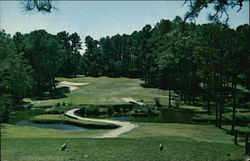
left=90, top=108, right=194, bottom=123
left=8, top=109, right=91, bottom=131
left=16, top=120, right=90, bottom=131
left=9, top=107, right=194, bottom=131
left=8, top=108, right=45, bottom=124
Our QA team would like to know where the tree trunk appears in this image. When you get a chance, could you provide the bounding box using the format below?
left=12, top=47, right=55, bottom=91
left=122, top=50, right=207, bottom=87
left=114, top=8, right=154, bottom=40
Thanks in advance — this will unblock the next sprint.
left=207, top=87, right=211, bottom=115
left=218, top=72, right=223, bottom=129
left=168, top=75, right=171, bottom=107
left=231, top=79, right=237, bottom=133
left=215, top=99, right=219, bottom=127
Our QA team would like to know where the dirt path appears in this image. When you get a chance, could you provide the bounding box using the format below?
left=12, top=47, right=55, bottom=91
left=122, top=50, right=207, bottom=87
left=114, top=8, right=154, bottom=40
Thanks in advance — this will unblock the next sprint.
left=65, top=108, right=138, bottom=138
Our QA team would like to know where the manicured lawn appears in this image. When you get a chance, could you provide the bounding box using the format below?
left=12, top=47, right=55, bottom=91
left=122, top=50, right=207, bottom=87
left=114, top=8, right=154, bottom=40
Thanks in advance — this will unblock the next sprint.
left=1, top=122, right=247, bottom=161
left=25, top=77, right=169, bottom=106
left=1, top=136, right=245, bottom=161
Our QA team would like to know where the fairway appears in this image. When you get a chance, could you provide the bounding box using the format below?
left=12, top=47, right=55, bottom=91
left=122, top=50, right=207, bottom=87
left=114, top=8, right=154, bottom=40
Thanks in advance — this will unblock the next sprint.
left=26, top=77, right=169, bottom=106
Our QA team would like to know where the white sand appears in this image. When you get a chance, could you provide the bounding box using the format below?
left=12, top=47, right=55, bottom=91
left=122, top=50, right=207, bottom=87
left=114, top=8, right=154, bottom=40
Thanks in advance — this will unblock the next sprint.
left=56, top=81, right=89, bottom=91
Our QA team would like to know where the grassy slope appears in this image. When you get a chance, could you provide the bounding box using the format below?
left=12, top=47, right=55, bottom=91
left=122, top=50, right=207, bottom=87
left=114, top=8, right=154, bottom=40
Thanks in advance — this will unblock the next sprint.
left=1, top=122, right=246, bottom=161
left=25, top=77, right=169, bottom=106
left=2, top=137, right=244, bottom=161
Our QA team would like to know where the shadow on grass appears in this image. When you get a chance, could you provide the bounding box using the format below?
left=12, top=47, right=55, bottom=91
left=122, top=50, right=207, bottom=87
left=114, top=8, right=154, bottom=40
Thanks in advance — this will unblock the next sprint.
left=140, top=83, right=158, bottom=88
left=220, top=126, right=249, bottom=147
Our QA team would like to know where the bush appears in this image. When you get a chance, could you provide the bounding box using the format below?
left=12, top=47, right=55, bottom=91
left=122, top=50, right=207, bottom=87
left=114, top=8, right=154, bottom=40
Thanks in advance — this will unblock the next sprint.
left=129, top=105, right=159, bottom=117
left=154, top=97, right=161, bottom=107
left=0, top=95, right=13, bottom=123
left=0, top=106, right=9, bottom=123
left=45, top=103, right=78, bottom=114
left=174, top=97, right=181, bottom=107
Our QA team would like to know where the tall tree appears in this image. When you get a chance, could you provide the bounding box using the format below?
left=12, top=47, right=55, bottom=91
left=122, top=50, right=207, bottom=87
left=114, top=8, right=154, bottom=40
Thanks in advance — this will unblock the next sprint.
left=0, top=30, right=33, bottom=122
left=69, top=33, right=82, bottom=77
left=24, top=30, right=64, bottom=95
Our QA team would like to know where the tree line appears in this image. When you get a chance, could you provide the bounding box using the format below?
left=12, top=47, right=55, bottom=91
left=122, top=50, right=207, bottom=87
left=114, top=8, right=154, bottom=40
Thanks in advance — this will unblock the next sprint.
left=1, top=16, right=249, bottom=132
left=0, top=29, right=83, bottom=121
left=82, top=16, right=249, bottom=131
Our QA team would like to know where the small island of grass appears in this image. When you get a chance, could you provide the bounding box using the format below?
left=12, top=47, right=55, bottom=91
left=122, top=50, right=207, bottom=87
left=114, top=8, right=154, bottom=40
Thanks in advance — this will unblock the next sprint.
left=31, top=114, right=119, bottom=129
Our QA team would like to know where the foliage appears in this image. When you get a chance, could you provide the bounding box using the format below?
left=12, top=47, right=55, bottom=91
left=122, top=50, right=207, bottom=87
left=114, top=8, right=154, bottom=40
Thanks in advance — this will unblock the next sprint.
left=0, top=31, right=33, bottom=122
left=21, top=0, right=54, bottom=13
left=1, top=16, right=249, bottom=133
left=23, top=30, right=65, bottom=95
left=154, top=97, right=161, bottom=107
left=57, top=32, right=82, bottom=78
left=129, top=105, right=160, bottom=117
left=46, top=102, right=133, bottom=116
left=184, top=0, right=245, bottom=23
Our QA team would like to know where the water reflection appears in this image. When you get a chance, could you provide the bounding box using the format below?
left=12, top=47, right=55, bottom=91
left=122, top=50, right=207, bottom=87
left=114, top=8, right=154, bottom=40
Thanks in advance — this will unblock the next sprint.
left=94, top=108, right=194, bottom=123
left=9, top=109, right=91, bottom=131
left=16, top=120, right=90, bottom=131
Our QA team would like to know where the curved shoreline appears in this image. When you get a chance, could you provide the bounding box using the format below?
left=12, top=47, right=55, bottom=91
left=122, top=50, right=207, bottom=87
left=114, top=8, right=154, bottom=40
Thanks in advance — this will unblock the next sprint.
left=65, top=108, right=138, bottom=138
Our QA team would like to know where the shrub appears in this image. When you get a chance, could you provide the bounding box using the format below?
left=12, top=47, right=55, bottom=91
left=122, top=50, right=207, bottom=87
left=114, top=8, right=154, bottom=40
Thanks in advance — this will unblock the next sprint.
left=154, top=97, right=161, bottom=107
left=174, top=97, right=181, bottom=107
left=129, top=105, right=159, bottom=117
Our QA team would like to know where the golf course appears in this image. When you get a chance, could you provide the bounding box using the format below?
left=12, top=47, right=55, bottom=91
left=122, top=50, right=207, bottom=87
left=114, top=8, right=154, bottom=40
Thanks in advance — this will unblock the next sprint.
left=1, top=77, right=249, bottom=161
left=1, top=1, right=250, bottom=161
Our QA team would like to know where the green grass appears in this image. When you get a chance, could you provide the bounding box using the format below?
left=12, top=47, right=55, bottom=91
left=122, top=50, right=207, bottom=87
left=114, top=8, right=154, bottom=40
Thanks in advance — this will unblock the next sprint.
left=31, top=114, right=119, bottom=129
left=193, top=112, right=250, bottom=124
left=2, top=137, right=246, bottom=161
left=24, top=77, right=169, bottom=106
left=25, top=76, right=210, bottom=114
left=175, top=105, right=206, bottom=113
left=3, top=77, right=249, bottom=160
left=121, top=123, right=244, bottom=143
left=1, top=123, right=247, bottom=161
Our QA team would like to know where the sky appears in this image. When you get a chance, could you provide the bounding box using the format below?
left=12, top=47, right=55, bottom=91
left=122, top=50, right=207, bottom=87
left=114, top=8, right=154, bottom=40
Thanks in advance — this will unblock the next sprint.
left=0, top=1, right=249, bottom=43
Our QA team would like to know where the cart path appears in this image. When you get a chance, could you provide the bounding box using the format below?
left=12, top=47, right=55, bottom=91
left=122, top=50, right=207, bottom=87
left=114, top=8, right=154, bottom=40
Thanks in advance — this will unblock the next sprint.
left=65, top=108, right=138, bottom=138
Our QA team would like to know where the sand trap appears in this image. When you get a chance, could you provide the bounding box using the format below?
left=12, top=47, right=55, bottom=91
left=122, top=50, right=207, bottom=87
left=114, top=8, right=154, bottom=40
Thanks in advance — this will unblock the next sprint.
left=59, top=81, right=89, bottom=86
left=56, top=81, right=89, bottom=91
left=122, top=97, right=145, bottom=105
